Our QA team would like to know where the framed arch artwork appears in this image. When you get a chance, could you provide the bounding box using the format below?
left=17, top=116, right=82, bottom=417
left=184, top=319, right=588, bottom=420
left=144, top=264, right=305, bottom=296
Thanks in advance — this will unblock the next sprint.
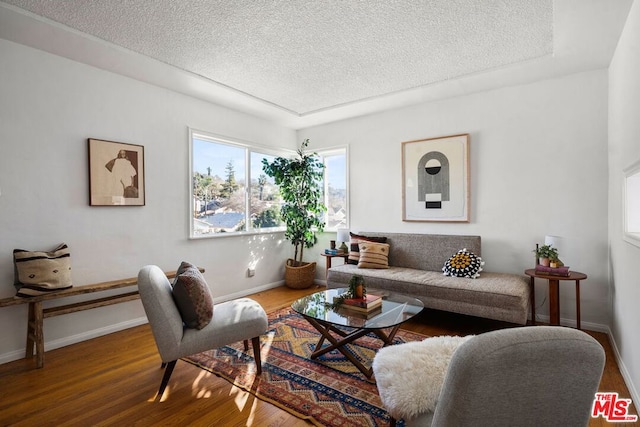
left=402, top=134, right=469, bottom=222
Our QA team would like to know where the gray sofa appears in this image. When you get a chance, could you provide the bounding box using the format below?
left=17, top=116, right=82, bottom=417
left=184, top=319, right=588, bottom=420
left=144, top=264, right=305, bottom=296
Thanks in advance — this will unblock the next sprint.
left=326, top=233, right=530, bottom=325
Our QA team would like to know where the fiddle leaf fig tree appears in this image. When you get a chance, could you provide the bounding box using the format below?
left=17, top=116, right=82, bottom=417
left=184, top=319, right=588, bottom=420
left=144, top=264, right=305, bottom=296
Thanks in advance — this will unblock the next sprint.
left=262, top=139, right=326, bottom=265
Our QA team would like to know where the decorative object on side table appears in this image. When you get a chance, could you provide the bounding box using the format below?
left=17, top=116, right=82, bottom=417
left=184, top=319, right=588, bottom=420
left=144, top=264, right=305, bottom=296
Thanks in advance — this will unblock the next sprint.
left=533, top=239, right=569, bottom=276
left=336, top=228, right=350, bottom=253
left=544, top=235, right=566, bottom=268
left=262, top=139, right=326, bottom=288
left=533, top=244, right=558, bottom=267
left=324, top=248, right=346, bottom=255
left=535, top=264, right=571, bottom=277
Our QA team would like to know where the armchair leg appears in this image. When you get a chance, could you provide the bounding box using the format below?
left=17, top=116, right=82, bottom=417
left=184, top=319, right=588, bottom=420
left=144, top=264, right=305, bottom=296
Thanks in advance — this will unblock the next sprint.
left=251, top=336, right=262, bottom=375
left=157, top=360, right=177, bottom=398
left=243, top=339, right=249, bottom=351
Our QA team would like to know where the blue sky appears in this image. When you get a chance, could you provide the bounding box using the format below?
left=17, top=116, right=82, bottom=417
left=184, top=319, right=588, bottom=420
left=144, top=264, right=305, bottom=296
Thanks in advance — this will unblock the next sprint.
left=193, top=138, right=345, bottom=189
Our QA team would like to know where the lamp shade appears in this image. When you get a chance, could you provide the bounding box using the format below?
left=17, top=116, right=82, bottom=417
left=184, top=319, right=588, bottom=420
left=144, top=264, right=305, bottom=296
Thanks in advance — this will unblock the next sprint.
left=544, top=235, right=564, bottom=258
left=336, top=228, right=350, bottom=243
left=544, top=235, right=562, bottom=248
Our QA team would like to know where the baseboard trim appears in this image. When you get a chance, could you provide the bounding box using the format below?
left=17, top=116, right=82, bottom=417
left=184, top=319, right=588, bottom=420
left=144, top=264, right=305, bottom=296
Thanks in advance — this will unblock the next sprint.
left=532, top=314, right=610, bottom=333
left=0, top=280, right=287, bottom=366
left=0, top=317, right=148, bottom=365
left=212, top=280, right=285, bottom=304
left=603, top=325, right=640, bottom=414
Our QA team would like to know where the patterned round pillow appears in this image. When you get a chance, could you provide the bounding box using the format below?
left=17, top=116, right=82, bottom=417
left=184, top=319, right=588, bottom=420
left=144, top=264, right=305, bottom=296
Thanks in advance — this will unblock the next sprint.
left=442, top=248, right=484, bottom=279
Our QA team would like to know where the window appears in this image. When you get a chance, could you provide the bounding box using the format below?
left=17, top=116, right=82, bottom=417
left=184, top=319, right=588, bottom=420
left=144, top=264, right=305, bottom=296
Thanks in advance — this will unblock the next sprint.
left=190, top=130, right=348, bottom=238
left=250, top=151, right=281, bottom=230
left=317, top=147, right=349, bottom=231
left=624, top=159, right=640, bottom=248
left=190, top=130, right=285, bottom=237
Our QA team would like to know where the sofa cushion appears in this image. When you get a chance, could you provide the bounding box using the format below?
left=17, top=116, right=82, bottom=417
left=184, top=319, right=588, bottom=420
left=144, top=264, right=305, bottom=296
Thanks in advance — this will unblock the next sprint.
left=327, top=263, right=530, bottom=325
left=442, top=248, right=484, bottom=279
left=358, top=242, right=390, bottom=269
left=347, top=232, right=388, bottom=264
left=172, top=262, right=214, bottom=329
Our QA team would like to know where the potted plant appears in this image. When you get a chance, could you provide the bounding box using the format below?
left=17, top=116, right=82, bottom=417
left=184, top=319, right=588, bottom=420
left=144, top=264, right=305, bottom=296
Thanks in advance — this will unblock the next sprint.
left=262, top=139, right=326, bottom=288
left=327, top=275, right=366, bottom=309
left=534, top=244, right=559, bottom=267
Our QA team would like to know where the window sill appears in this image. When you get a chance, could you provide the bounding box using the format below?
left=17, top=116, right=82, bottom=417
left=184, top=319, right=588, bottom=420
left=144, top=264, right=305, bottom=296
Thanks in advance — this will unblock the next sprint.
left=190, top=227, right=285, bottom=240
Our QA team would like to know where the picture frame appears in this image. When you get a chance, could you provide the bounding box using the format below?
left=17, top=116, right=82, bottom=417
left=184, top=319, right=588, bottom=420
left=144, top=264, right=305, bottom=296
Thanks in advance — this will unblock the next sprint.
left=88, top=138, right=145, bottom=206
left=402, top=134, right=469, bottom=222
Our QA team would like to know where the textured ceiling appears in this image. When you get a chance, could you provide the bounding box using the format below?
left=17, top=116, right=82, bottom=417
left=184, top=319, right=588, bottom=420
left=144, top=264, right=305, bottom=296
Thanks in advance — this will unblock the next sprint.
left=2, top=0, right=553, bottom=115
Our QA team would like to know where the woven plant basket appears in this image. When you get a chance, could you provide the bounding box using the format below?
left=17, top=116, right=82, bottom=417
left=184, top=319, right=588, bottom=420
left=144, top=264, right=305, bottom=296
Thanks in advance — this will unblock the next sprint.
left=284, top=259, right=316, bottom=289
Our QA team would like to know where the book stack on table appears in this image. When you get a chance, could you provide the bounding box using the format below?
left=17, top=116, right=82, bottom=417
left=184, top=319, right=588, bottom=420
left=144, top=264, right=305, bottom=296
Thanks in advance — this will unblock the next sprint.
left=325, top=248, right=347, bottom=255
left=335, top=294, right=383, bottom=313
left=535, top=265, right=571, bottom=276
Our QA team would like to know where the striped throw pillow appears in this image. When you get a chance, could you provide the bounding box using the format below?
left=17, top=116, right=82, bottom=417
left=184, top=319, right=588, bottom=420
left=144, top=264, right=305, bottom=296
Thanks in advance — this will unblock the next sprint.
left=348, top=239, right=364, bottom=265
left=358, top=242, right=390, bottom=269
left=347, top=233, right=388, bottom=264
left=13, top=243, right=72, bottom=297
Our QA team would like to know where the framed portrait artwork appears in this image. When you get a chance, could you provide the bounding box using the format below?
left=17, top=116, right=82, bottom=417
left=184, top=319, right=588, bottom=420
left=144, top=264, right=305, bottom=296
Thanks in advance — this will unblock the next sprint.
left=88, top=138, right=145, bottom=206
left=402, top=134, right=469, bottom=222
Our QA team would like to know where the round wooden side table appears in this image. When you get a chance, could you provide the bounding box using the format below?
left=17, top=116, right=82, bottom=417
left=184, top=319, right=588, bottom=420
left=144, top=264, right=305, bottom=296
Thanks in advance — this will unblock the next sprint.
left=525, top=269, right=587, bottom=329
left=320, top=253, right=349, bottom=279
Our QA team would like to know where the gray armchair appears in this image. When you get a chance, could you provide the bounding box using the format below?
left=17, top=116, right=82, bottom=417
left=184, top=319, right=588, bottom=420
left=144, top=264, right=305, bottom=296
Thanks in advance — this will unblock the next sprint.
left=138, top=265, right=268, bottom=399
left=373, top=326, right=605, bottom=426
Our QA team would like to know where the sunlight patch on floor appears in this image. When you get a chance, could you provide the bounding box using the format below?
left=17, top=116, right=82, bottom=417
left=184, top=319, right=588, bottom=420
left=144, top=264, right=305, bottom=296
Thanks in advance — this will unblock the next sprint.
left=192, top=368, right=214, bottom=398
left=261, top=330, right=275, bottom=361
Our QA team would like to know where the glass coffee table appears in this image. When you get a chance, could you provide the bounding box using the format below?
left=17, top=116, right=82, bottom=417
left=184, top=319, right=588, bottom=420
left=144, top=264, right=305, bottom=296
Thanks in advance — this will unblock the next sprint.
left=291, top=288, right=424, bottom=380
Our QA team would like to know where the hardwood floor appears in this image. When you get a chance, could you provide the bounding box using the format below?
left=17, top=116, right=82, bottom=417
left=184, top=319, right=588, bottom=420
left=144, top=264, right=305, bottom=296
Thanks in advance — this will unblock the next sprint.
left=0, top=284, right=635, bottom=426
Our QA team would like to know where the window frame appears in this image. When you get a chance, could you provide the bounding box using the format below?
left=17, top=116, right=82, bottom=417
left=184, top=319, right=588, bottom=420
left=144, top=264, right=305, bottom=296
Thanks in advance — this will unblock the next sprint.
left=189, top=129, right=291, bottom=239
left=623, top=158, right=640, bottom=248
left=189, top=129, right=349, bottom=238
left=316, top=145, right=350, bottom=232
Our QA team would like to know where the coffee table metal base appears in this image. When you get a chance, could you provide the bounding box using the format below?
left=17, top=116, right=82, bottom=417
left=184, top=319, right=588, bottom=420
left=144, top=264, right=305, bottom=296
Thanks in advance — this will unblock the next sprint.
left=302, top=314, right=401, bottom=381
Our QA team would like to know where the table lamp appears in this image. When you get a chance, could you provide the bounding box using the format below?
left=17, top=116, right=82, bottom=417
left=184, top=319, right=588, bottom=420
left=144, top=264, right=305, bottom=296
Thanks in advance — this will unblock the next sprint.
left=545, top=235, right=565, bottom=266
left=336, top=228, right=350, bottom=253
left=545, top=235, right=563, bottom=254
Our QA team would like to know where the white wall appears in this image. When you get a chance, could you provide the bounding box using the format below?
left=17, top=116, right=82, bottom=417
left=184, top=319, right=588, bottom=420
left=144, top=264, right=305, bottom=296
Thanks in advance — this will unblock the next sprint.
left=609, top=0, right=640, bottom=407
left=301, top=70, right=610, bottom=329
left=0, top=39, right=296, bottom=363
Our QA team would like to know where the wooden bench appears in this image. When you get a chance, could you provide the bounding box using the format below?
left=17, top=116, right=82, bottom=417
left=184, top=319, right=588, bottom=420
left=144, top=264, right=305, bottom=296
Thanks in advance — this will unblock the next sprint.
left=0, top=269, right=198, bottom=368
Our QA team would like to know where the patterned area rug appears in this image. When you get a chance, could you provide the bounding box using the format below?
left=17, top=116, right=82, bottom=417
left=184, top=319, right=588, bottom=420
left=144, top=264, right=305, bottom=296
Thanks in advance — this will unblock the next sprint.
left=183, top=307, right=428, bottom=427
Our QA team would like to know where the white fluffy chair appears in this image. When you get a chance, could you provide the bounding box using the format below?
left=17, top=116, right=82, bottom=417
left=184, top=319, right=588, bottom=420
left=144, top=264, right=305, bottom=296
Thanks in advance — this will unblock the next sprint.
left=372, top=326, right=605, bottom=426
